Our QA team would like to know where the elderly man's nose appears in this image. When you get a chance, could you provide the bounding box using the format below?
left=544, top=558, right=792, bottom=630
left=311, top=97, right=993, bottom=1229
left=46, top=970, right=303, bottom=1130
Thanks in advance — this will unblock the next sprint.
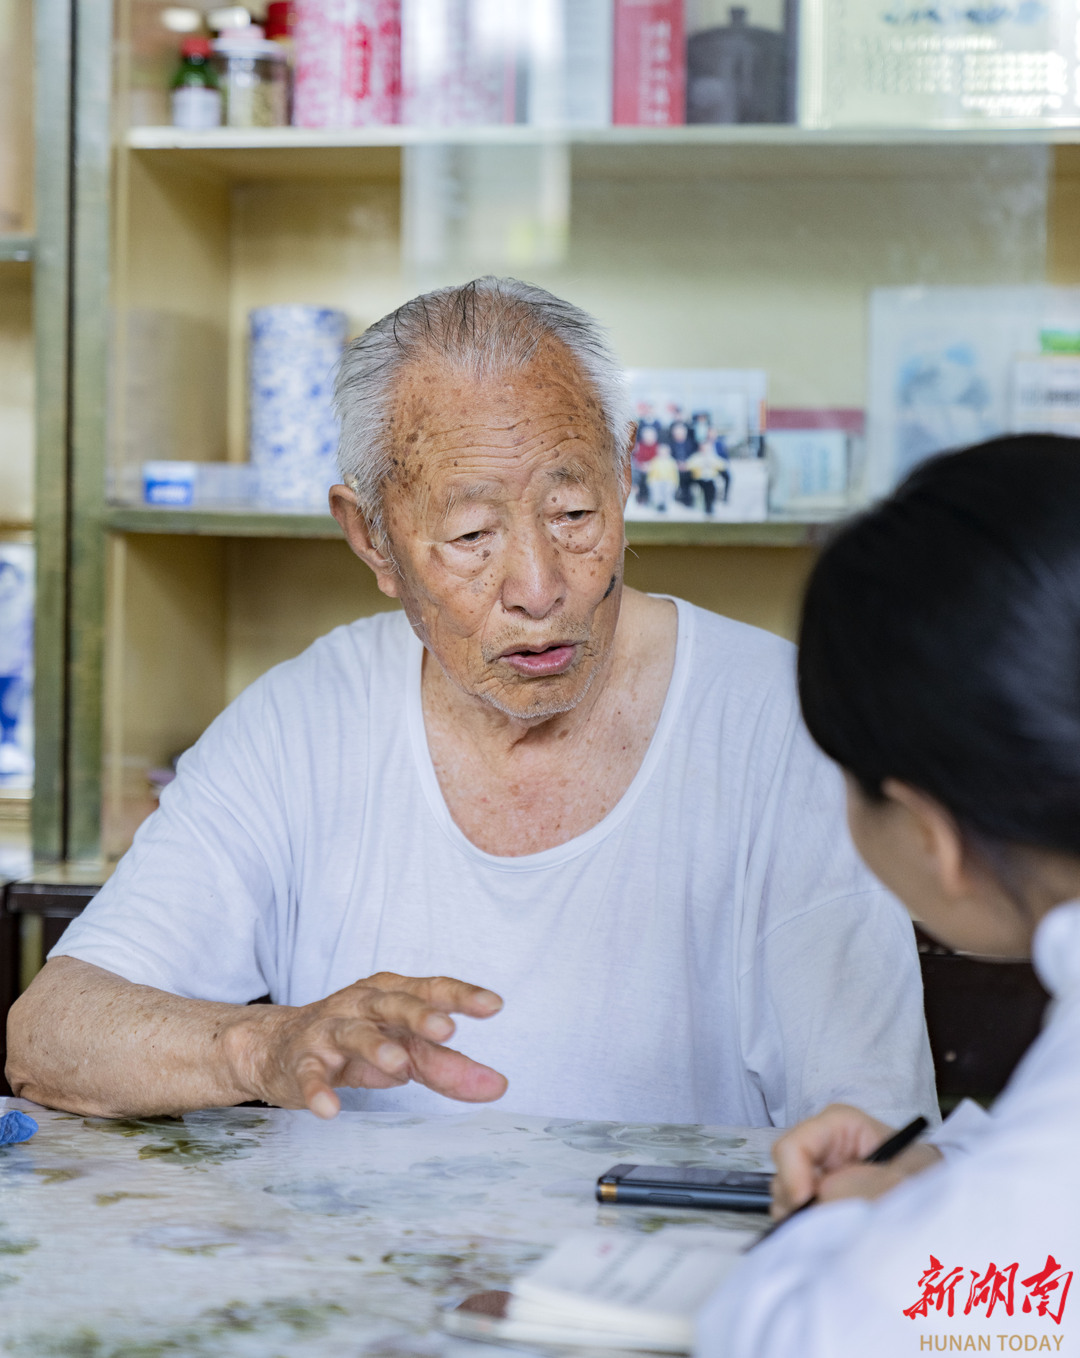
left=500, top=532, right=565, bottom=617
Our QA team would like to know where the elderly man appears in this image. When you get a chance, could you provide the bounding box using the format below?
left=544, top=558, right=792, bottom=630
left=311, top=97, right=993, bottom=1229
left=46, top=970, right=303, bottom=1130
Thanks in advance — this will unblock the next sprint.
left=9, top=279, right=936, bottom=1128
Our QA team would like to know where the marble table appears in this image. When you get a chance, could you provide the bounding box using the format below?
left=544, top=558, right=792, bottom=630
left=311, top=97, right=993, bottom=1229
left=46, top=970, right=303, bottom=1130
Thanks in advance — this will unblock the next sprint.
left=0, top=1098, right=778, bottom=1357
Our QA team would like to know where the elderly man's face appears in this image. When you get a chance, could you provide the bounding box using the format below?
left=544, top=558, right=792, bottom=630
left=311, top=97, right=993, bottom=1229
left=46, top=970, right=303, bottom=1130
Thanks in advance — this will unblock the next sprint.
left=342, top=342, right=630, bottom=721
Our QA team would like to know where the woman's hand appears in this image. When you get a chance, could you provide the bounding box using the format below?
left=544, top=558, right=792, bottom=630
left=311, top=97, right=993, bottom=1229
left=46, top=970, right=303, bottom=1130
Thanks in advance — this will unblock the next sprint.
left=770, top=1103, right=943, bottom=1220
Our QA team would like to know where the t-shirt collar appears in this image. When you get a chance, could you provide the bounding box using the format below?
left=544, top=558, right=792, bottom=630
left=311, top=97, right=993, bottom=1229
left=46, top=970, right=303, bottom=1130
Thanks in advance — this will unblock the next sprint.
left=1031, top=899, right=1080, bottom=999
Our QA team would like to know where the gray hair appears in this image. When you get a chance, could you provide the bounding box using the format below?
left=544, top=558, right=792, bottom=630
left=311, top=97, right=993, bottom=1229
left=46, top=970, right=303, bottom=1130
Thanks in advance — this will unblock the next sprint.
left=334, top=276, right=632, bottom=543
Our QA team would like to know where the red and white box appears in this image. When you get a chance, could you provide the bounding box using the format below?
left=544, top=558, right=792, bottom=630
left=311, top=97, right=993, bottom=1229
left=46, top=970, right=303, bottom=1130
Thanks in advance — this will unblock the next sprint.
left=293, top=0, right=401, bottom=127
left=613, top=0, right=685, bottom=126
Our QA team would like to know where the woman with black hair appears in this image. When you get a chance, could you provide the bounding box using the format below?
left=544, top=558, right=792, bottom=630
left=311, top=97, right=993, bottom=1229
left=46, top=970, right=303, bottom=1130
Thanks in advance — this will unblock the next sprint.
left=698, top=434, right=1080, bottom=1355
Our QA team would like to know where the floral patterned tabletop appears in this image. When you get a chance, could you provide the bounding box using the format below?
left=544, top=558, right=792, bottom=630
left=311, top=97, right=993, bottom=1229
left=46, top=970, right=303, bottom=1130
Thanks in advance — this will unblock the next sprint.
left=0, top=1098, right=778, bottom=1357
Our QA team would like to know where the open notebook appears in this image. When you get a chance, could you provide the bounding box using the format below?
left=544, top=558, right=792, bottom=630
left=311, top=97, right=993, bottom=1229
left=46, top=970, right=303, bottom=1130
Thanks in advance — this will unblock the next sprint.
left=442, top=1227, right=757, bottom=1352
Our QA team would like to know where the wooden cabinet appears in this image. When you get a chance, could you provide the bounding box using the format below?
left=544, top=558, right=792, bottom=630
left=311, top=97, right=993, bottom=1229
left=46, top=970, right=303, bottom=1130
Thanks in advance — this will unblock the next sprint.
left=38, top=2, right=1080, bottom=866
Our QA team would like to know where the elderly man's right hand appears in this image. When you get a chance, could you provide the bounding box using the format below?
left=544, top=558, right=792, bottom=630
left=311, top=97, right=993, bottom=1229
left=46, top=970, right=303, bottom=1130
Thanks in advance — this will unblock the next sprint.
left=232, top=972, right=507, bottom=1118
left=6, top=957, right=506, bottom=1120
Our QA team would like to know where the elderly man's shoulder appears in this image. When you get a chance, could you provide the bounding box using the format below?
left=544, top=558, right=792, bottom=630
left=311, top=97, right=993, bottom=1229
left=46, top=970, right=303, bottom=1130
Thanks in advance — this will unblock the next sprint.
left=230, top=609, right=413, bottom=719
left=676, top=597, right=796, bottom=684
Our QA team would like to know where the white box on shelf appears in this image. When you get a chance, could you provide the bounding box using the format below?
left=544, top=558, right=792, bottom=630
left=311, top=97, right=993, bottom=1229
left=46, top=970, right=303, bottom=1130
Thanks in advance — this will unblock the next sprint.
left=522, top=0, right=614, bottom=127
left=766, top=406, right=863, bottom=513
left=801, top=0, right=1080, bottom=128
left=563, top=0, right=613, bottom=126
left=401, top=0, right=517, bottom=126
left=1011, top=356, right=1080, bottom=437
left=766, top=428, right=849, bottom=515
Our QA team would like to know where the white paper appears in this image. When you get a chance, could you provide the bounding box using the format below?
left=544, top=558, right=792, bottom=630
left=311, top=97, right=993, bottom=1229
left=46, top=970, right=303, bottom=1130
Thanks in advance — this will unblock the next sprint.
left=563, top=0, right=613, bottom=126
left=507, top=1228, right=753, bottom=1346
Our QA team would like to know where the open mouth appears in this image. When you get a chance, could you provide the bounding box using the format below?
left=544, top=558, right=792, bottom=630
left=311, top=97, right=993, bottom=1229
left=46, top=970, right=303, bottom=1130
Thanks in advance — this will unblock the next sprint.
left=498, top=642, right=578, bottom=677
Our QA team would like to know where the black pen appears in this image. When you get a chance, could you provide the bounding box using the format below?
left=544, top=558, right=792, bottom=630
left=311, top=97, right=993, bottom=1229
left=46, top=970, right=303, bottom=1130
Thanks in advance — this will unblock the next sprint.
left=746, top=1114, right=929, bottom=1251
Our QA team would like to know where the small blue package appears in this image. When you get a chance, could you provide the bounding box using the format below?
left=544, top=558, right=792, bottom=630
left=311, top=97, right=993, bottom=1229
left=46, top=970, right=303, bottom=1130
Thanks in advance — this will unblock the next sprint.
left=0, top=1110, right=37, bottom=1145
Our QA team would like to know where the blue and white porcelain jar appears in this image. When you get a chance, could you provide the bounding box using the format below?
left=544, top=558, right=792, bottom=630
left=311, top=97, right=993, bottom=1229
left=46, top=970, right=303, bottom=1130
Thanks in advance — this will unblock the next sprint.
left=249, top=305, right=349, bottom=510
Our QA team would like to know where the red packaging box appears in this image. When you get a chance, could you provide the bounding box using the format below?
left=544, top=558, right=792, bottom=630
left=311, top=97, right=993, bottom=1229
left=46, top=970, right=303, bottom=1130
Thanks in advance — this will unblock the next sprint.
left=293, top=0, right=401, bottom=128
left=613, top=0, right=685, bottom=126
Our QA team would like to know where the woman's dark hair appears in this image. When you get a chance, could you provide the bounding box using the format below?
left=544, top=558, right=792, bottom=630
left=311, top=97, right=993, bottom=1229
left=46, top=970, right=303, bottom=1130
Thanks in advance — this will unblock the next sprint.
left=798, top=434, right=1080, bottom=857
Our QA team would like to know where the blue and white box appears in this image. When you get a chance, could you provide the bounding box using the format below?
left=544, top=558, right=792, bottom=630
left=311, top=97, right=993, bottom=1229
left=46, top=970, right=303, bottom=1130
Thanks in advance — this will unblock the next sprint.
left=143, top=461, right=197, bottom=506
left=249, top=305, right=348, bottom=511
left=0, top=543, right=33, bottom=787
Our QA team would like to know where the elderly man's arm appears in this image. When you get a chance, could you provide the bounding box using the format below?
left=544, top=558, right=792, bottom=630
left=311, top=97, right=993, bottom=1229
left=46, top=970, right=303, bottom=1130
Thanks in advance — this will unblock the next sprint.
left=7, top=956, right=507, bottom=1119
left=735, top=705, right=939, bottom=1130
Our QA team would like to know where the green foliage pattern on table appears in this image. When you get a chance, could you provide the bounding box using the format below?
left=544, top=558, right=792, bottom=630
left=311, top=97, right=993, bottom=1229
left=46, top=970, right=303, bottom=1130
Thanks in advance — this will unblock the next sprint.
left=0, top=1102, right=777, bottom=1355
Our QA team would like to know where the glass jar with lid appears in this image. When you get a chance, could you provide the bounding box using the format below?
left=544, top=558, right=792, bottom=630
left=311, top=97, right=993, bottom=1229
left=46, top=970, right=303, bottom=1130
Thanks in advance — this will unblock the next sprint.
left=211, top=25, right=289, bottom=127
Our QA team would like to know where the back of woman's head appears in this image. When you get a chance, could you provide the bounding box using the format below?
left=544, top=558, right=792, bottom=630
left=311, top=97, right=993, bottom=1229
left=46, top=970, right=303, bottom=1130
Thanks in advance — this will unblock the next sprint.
left=798, top=434, right=1080, bottom=857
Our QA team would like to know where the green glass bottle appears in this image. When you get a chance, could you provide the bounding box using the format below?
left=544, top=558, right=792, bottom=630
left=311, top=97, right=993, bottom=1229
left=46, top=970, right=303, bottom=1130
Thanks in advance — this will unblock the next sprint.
left=171, top=37, right=223, bottom=131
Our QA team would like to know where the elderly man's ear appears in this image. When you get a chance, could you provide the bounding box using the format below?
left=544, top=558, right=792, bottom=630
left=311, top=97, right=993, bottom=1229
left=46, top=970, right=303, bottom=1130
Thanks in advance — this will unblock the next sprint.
left=329, top=483, right=400, bottom=599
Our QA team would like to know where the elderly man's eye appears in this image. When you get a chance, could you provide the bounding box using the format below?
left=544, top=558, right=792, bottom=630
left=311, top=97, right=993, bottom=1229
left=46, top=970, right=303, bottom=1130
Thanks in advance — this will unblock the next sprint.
left=456, top=530, right=487, bottom=544
left=562, top=510, right=592, bottom=523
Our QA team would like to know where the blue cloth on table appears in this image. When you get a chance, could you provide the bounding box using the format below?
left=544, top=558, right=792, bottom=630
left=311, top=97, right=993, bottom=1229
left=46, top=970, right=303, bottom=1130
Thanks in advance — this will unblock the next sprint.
left=0, top=1111, right=37, bottom=1145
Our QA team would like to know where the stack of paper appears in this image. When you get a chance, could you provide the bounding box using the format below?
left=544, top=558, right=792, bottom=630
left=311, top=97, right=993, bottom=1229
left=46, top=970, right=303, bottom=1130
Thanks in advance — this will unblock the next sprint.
left=442, top=1227, right=755, bottom=1351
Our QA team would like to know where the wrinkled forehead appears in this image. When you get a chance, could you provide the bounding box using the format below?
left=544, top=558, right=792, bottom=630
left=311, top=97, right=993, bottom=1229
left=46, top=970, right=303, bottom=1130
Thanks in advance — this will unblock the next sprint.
left=389, top=336, right=605, bottom=434
left=383, top=342, right=616, bottom=506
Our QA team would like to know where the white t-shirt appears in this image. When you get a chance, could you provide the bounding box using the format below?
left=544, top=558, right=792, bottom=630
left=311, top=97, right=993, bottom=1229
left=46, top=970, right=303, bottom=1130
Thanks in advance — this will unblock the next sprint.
left=697, top=901, right=1080, bottom=1356
left=54, top=600, right=937, bottom=1126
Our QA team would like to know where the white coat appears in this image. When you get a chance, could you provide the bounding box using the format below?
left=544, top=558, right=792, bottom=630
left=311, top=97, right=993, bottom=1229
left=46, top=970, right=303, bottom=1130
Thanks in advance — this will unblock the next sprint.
left=697, top=901, right=1080, bottom=1357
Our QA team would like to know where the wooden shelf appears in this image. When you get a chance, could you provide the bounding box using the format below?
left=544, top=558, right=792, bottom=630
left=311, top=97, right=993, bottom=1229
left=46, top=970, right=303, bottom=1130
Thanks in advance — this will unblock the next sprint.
left=124, top=124, right=1080, bottom=184
left=106, top=507, right=342, bottom=538
left=127, top=124, right=1080, bottom=151
left=104, top=505, right=834, bottom=546
left=625, top=519, right=835, bottom=546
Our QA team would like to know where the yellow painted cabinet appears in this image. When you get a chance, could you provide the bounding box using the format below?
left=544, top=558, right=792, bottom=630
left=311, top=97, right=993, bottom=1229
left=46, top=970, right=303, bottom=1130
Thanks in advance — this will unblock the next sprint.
left=53, top=2, right=1080, bottom=860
